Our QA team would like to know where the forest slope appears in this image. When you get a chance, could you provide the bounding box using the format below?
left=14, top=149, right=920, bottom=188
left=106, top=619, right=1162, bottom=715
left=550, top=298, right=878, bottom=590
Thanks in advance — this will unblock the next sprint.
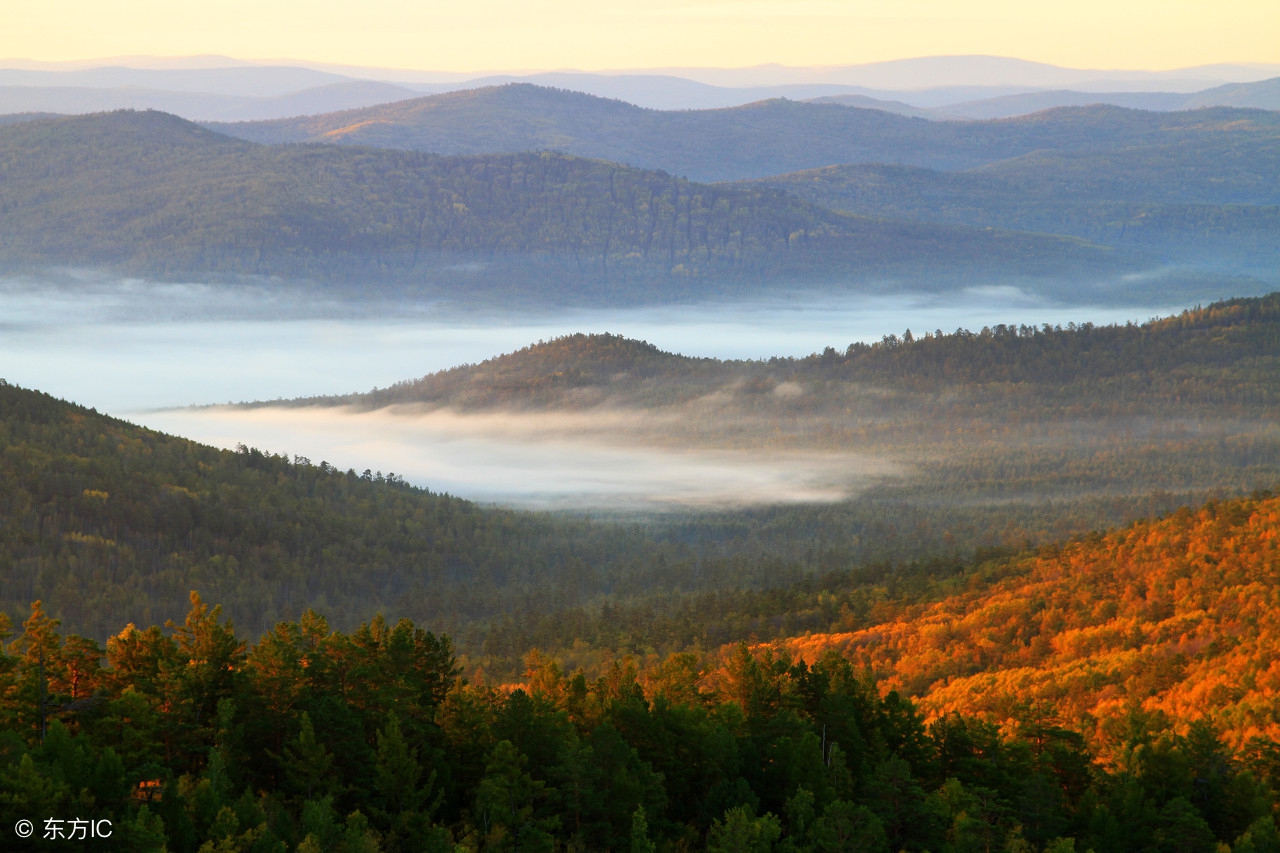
left=783, top=489, right=1280, bottom=753
left=0, top=110, right=1111, bottom=304
left=0, top=379, right=699, bottom=642
left=744, top=133, right=1280, bottom=269
left=210, top=84, right=1280, bottom=181
left=8, top=295, right=1280, bottom=660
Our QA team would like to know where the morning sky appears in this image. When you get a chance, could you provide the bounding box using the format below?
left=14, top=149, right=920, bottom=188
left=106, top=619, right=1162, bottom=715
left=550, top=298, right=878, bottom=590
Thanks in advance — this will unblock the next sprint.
left=4, top=0, right=1277, bottom=72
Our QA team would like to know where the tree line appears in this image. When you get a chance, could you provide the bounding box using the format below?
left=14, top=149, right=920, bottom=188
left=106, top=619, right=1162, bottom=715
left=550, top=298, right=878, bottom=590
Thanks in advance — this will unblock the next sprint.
left=3, top=594, right=1279, bottom=852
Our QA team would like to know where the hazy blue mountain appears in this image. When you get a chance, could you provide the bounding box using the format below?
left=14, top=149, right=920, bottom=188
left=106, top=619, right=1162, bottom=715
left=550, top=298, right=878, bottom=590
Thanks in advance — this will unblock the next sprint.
left=6, top=59, right=1277, bottom=118
left=0, top=110, right=1117, bottom=304
left=1182, top=76, right=1280, bottom=110
left=209, top=84, right=1280, bottom=181
left=745, top=134, right=1280, bottom=269
left=940, top=77, right=1280, bottom=119
left=646, top=56, right=1280, bottom=91
left=0, top=80, right=427, bottom=121
left=0, top=64, right=354, bottom=96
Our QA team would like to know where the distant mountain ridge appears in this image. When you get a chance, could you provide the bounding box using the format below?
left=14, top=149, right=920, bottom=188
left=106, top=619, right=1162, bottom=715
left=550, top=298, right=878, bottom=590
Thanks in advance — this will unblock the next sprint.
left=745, top=128, right=1280, bottom=270
left=3, top=56, right=1278, bottom=120
left=943, top=76, right=1280, bottom=119
left=208, top=84, right=1280, bottom=182
left=0, top=80, right=425, bottom=122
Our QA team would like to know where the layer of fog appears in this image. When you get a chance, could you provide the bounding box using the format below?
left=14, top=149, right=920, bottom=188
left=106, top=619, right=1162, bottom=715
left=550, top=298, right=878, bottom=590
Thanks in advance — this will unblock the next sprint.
left=144, top=405, right=899, bottom=509
left=0, top=274, right=1199, bottom=413
left=0, top=272, right=1218, bottom=508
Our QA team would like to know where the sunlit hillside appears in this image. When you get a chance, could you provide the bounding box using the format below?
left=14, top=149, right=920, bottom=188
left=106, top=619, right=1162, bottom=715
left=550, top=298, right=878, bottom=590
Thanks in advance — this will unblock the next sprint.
left=783, top=490, right=1280, bottom=753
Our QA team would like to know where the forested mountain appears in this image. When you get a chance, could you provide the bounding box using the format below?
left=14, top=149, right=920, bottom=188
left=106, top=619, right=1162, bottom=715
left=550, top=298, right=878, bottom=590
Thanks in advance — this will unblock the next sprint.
left=0, top=110, right=1112, bottom=304
left=781, top=489, right=1280, bottom=754
left=209, top=84, right=1280, bottom=182
left=0, top=379, right=692, bottom=642
left=4, top=470, right=1280, bottom=852
left=4, top=373, right=1167, bottom=660
left=227, top=295, right=1280, bottom=673
left=745, top=132, right=1280, bottom=268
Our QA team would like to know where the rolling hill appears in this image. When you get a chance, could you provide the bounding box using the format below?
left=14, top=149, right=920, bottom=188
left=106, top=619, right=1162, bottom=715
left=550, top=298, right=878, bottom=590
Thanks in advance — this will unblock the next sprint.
left=209, top=84, right=1280, bottom=182
left=940, top=76, right=1280, bottom=119
left=0, top=109, right=1119, bottom=305
left=226, top=297, right=1280, bottom=620
left=745, top=131, right=1280, bottom=270
left=282, top=293, right=1280, bottom=412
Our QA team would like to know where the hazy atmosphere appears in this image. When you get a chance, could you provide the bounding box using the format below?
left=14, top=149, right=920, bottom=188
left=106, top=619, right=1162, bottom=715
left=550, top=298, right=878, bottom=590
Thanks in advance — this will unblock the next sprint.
left=1, top=276, right=1204, bottom=507
left=5, top=2, right=1280, bottom=850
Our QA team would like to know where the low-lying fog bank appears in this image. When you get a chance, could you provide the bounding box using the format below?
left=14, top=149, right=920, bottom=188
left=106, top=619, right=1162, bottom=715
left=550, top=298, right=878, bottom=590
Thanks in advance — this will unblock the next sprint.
left=2, top=273, right=1204, bottom=412
left=6, top=272, right=1271, bottom=508
left=140, top=405, right=901, bottom=509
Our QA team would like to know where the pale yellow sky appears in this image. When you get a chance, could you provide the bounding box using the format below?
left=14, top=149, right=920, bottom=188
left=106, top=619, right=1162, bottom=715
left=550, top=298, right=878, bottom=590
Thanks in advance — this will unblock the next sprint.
left=4, top=0, right=1278, bottom=72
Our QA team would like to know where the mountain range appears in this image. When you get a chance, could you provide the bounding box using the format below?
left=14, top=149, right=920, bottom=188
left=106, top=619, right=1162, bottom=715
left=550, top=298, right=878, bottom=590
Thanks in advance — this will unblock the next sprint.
left=208, top=85, right=1280, bottom=181
left=0, top=108, right=1127, bottom=305
left=3, top=55, right=1280, bottom=119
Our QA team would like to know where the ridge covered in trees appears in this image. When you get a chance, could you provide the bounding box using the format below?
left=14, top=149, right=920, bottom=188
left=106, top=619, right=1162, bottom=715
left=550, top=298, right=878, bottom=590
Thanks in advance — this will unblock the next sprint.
left=0, top=110, right=1112, bottom=304
left=0, top=377, right=689, bottom=642
left=744, top=134, right=1280, bottom=270
left=210, top=83, right=1280, bottom=182
left=289, top=293, right=1280, bottom=410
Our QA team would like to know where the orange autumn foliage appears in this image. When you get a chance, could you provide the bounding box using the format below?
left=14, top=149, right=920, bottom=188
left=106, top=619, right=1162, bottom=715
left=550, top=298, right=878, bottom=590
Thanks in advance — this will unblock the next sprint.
left=781, top=492, right=1280, bottom=753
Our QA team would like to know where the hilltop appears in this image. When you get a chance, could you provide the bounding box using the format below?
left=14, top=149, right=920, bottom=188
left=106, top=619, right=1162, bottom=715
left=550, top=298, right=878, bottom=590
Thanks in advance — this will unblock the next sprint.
left=283, top=293, right=1280, bottom=411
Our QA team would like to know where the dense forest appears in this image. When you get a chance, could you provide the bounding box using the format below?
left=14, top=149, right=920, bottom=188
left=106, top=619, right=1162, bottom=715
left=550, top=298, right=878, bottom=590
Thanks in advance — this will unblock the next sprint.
left=0, top=110, right=1110, bottom=303
left=211, top=84, right=1280, bottom=182
left=4, top=490, right=1280, bottom=851
left=781, top=490, right=1280, bottom=751
left=0, top=374, right=1228, bottom=675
